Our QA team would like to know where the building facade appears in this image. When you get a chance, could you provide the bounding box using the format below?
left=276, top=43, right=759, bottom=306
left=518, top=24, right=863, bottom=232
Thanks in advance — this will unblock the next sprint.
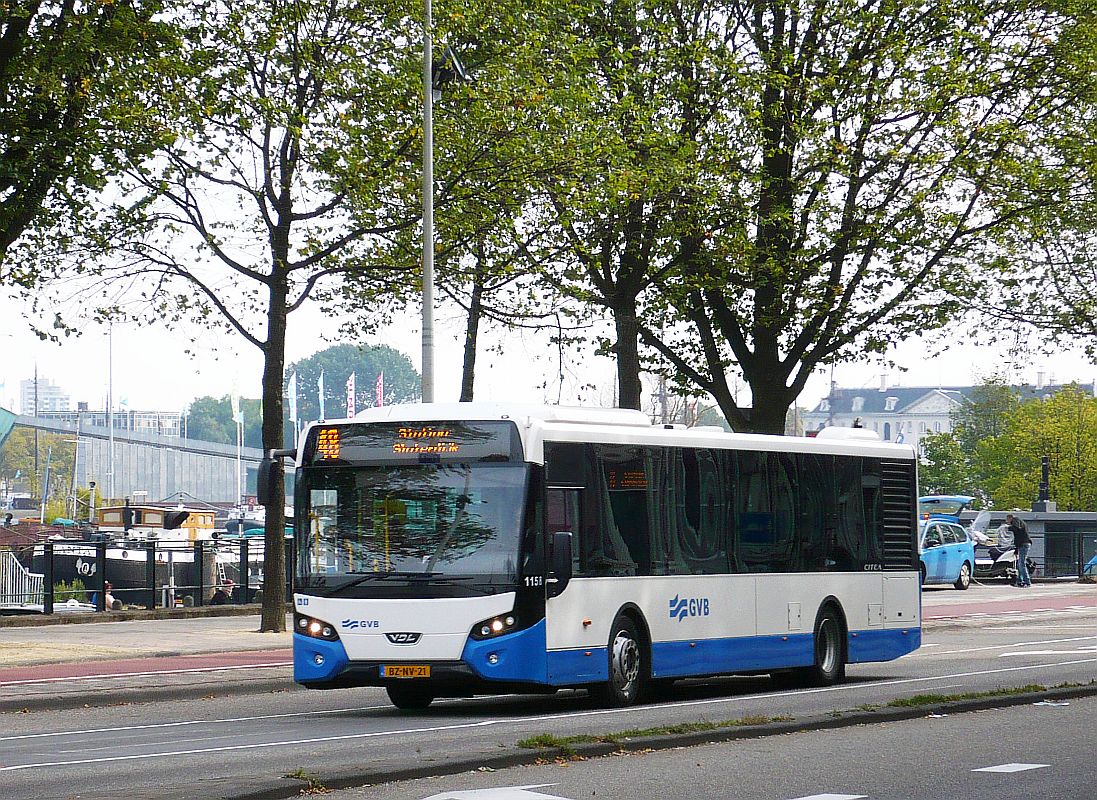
left=19, top=378, right=71, bottom=416
left=803, top=382, right=1097, bottom=453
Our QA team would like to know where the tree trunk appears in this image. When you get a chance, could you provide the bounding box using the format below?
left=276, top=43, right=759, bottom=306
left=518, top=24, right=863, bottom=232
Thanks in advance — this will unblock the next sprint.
left=460, top=247, right=485, bottom=402
left=614, top=305, right=643, bottom=410
left=745, top=366, right=795, bottom=435
left=259, top=282, right=288, bottom=633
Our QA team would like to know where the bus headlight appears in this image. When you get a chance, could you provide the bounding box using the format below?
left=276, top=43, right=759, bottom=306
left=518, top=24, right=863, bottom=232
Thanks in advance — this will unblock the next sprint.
left=470, top=613, right=516, bottom=640
left=295, top=612, right=340, bottom=641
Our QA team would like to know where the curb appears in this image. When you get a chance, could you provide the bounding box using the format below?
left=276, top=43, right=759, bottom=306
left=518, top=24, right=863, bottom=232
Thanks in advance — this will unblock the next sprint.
left=226, top=683, right=1097, bottom=800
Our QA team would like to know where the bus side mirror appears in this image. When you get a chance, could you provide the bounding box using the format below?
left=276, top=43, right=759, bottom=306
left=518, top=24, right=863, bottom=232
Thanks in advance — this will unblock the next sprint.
left=257, top=458, right=278, bottom=506
left=547, top=531, right=572, bottom=598
left=257, top=448, right=296, bottom=506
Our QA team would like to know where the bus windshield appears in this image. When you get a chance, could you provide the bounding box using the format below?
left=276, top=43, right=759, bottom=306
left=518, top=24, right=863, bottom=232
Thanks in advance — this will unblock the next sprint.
left=298, top=463, right=529, bottom=588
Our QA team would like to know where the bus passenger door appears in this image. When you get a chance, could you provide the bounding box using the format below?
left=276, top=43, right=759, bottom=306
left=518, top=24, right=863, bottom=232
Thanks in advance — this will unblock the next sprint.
left=546, top=487, right=581, bottom=596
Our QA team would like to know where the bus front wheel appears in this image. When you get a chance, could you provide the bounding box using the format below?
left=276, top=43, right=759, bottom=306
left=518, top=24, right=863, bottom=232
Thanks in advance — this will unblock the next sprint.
left=386, top=683, right=435, bottom=710
left=590, top=615, right=647, bottom=707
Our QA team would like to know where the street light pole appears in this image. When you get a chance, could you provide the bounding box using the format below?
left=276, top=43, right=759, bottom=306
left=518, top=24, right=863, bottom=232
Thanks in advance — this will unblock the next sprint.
left=420, top=0, right=435, bottom=403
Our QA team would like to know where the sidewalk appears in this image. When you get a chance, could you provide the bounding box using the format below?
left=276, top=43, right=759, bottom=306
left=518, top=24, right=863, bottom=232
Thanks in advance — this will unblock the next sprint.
left=0, top=607, right=294, bottom=712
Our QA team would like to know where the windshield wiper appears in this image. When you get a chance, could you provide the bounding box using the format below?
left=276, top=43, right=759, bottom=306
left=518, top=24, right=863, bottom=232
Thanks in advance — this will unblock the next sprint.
left=320, top=570, right=482, bottom=596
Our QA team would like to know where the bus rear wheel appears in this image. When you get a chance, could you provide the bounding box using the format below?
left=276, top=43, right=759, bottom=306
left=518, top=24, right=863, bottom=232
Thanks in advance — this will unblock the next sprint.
left=803, top=606, right=846, bottom=687
left=386, top=683, right=435, bottom=710
left=590, top=615, right=647, bottom=707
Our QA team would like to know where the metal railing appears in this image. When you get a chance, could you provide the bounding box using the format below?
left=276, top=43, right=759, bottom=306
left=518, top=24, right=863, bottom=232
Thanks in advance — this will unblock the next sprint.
left=1, top=538, right=293, bottom=614
left=0, top=549, right=44, bottom=609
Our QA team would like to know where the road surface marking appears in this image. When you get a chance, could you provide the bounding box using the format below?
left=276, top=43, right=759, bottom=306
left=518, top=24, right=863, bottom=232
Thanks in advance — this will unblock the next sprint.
left=973, top=763, right=1049, bottom=773
left=999, top=646, right=1097, bottom=657
left=788, top=795, right=867, bottom=800
left=422, top=786, right=566, bottom=800
left=5, top=656, right=1097, bottom=772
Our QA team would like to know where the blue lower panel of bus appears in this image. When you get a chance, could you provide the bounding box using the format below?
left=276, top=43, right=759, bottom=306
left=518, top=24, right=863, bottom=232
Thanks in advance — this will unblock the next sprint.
left=650, top=633, right=814, bottom=678
left=846, top=627, right=920, bottom=663
left=294, top=633, right=350, bottom=684
left=463, top=620, right=550, bottom=684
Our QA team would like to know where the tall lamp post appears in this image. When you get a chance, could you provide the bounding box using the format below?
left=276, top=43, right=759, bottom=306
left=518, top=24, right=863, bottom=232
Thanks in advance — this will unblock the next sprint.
left=421, top=0, right=435, bottom=403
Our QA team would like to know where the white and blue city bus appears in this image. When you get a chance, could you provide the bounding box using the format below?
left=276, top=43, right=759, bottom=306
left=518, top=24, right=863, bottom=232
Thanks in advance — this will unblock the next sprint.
left=276, top=403, right=921, bottom=710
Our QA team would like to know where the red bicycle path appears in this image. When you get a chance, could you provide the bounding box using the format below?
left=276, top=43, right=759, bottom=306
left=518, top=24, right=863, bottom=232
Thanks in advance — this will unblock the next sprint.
left=923, top=588, right=1097, bottom=621
left=0, top=647, right=292, bottom=687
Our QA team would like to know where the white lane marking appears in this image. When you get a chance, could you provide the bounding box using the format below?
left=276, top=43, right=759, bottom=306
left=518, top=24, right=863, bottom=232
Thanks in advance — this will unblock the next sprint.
left=0, top=660, right=292, bottom=688
left=0, top=703, right=392, bottom=743
left=973, top=763, right=1049, bottom=773
left=6, top=654, right=1097, bottom=772
left=5, top=656, right=1097, bottom=772
left=922, top=636, right=1097, bottom=656
left=422, top=786, right=565, bottom=800
left=788, top=795, right=867, bottom=800
left=1000, top=647, right=1097, bottom=657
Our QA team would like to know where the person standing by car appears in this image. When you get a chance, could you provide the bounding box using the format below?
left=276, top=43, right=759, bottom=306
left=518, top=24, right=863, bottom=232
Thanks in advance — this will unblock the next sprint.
left=1006, top=514, right=1033, bottom=587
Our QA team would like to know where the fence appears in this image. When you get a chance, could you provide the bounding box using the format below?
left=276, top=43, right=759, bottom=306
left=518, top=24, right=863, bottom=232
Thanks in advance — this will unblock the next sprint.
left=1, top=538, right=294, bottom=614
left=1040, top=530, right=1097, bottom=580
left=0, top=549, right=44, bottom=609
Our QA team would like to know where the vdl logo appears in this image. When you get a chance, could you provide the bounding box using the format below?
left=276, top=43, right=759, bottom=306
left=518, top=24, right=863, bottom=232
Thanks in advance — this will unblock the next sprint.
left=341, top=619, right=380, bottom=629
left=669, top=594, right=710, bottom=622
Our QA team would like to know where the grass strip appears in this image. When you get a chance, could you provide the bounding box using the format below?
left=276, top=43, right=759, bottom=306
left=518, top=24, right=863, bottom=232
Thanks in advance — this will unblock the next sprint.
left=517, top=714, right=793, bottom=753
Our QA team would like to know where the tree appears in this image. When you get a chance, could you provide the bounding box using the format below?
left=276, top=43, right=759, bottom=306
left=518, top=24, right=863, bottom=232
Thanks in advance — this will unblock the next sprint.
left=918, top=432, right=981, bottom=501
left=977, top=386, right=1097, bottom=512
left=88, top=0, right=419, bottom=632
left=286, top=344, right=419, bottom=424
left=184, top=396, right=262, bottom=449
left=633, top=0, right=1092, bottom=434
left=0, top=428, right=74, bottom=504
left=0, top=0, right=175, bottom=277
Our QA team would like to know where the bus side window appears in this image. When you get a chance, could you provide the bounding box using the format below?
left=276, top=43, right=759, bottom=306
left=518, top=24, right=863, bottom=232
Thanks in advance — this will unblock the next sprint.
left=547, top=487, right=582, bottom=573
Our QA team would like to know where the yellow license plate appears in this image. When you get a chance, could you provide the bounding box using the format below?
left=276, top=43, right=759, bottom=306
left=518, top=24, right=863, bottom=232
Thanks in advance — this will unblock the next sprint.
left=381, top=664, right=430, bottom=678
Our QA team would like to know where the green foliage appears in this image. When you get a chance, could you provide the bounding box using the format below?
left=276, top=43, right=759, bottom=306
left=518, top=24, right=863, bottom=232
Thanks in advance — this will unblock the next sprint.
left=53, top=578, right=87, bottom=604
left=0, top=428, right=75, bottom=500
left=918, top=433, right=980, bottom=500
left=977, top=386, right=1097, bottom=511
left=0, top=0, right=178, bottom=277
left=185, top=396, right=262, bottom=449
left=286, top=344, right=419, bottom=423
left=488, top=0, right=1086, bottom=431
left=925, top=380, right=1097, bottom=510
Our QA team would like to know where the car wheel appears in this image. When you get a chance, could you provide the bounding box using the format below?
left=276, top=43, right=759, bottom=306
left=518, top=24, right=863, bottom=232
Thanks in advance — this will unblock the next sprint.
left=954, top=561, right=972, bottom=590
left=386, top=684, right=435, bottom=710
left=590, top=615, right=647, bottom=707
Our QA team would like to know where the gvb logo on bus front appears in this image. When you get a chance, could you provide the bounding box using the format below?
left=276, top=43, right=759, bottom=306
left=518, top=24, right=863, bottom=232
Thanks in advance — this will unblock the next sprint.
left=669, top=594, right=710, bottom=621
left=341, top=619, right=380, bottom=630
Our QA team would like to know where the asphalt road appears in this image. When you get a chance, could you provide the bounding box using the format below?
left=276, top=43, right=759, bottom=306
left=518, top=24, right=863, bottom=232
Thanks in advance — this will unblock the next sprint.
left=343, top=693, right=1097, bottom=800
left=0, top=583, right=1095, bottom=800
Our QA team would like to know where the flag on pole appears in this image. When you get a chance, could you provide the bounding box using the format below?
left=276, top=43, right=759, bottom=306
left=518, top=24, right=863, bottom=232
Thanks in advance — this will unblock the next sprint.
left=287, top=371, right=298, bottom=423
left=375, top=372, right=384, bottom=407
left=346, top=372, right=356, bottom=417
left=318, top=371, right=326, bottom=419
left=230, top=393, right=243, bottom=424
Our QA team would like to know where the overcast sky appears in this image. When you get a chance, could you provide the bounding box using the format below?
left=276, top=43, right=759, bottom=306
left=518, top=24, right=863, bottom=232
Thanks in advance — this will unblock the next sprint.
left=3, top=289, right=1095, bottom=418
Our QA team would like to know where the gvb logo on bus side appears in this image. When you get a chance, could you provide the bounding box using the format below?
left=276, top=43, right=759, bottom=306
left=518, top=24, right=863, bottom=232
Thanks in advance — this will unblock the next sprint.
left=669, top=594, right=710, bottom=622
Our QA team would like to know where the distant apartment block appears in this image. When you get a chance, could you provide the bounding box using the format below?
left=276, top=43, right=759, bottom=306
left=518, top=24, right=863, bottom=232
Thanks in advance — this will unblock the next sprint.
left=19, top=377, right=70, bottom=415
